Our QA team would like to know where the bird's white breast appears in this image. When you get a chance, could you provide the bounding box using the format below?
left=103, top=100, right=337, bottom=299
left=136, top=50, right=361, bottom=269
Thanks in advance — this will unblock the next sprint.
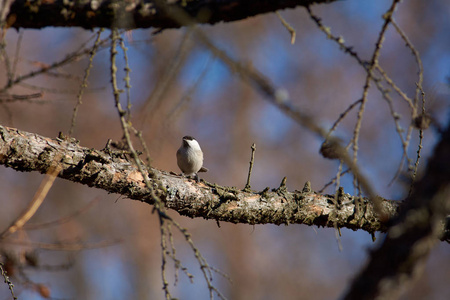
left=186, top=139, right=202, bottom=151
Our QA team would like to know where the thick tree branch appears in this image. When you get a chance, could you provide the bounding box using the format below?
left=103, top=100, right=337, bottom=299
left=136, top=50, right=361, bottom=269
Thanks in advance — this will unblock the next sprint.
left=7, top=0, right=333, bottom=30
left=0, top=124, right=401, bottom=236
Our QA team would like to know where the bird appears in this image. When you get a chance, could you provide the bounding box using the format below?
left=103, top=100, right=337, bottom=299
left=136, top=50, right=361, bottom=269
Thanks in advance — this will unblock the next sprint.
left=176, top=136, right=208, bottom=181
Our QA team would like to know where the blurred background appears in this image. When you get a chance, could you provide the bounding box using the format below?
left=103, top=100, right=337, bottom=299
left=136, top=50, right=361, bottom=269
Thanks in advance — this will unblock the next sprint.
left=1, top=0, right=449, bottom=299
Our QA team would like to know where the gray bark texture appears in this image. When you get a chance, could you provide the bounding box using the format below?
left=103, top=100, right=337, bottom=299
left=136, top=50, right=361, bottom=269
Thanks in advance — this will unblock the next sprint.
left=6, top=0, right=333, bottom=30
left=0, top=124, right=401, bottom=236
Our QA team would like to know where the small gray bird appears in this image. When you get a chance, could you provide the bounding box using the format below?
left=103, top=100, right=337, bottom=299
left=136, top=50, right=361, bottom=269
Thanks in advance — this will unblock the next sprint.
left=176, top=136, right=208, bottom=180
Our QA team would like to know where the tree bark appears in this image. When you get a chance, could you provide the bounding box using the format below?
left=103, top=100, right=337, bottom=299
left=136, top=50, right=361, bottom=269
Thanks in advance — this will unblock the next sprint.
left=6, top=0, right=333, bottom=30
left=0, top=124, right=401, bottom=236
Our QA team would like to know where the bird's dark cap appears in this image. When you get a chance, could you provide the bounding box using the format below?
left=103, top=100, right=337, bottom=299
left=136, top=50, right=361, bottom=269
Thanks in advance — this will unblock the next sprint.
left=182, top=136, right=195, bottom=141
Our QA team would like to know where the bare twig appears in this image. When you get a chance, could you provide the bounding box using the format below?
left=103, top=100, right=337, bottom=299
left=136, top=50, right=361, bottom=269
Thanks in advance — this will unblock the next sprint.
left=0, top=32, right=109, bottom=93
left=0, top=262, right=17, bottom=300
left=409, top=86, right=428, bottom=194
left=164, top=54, right=215, bottom=128
left=18, top=81, right=105, bottom=95
left=305, top=7, right=366, bottom=67
left=318, top=168, right=350, bottom=193
left=119, top=35, right=132, bottom=122
left=24, top=197, right=100, bottom=230
left=1, top=238, right=122, bottom=251
left=391, top=19, right=424, bottom=108
left=244, top=143, right=256, bottom=191
left=10, top=30, right=23, bottom=81
left=325, top=99, right=362, bottom=139
left=0, top=164, right=61, bottom=238
left=388, top=124, right=415, bottom=187
left=373, top=77, right=412, bottom=172
left=140, top=28, right=194, bottom=128
left=0, top=92, right=43, bottom=102
left=409, top=128, right=424, bottom=196
left=160, top=219, right=172, bottom=300
left=69, top=28, right=104, bottom=135
left=276, top=12, right=296, bottom=44
left=375, top=64, right=416, bottom=113
left=131, top=127, right=154, bottom=169
left=0, top=32, right=13, bottom=84
left=170, top=219, right=227, bottom=300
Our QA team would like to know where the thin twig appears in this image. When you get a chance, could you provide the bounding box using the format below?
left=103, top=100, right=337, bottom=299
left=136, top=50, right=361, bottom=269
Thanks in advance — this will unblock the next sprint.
left=0, top=238, right=122, bottom=251
left=0, top=262, right=17, bottom=300
left=318, top=168, right=350, bottom=193
left=140, top=28, right=194, bottom=127
left=69, top=28, right=104, bottom=136
left=409, top=128, right=424, bottom=196
left=373, top=78, right=412, bottom=171
left=388, top=123, right=415, bottom=186
left=166, top=222, right=194, bottom=286
left=131, top=128, right=154, bottom=170
left=164, top=54, right=215, bottom=128
left=0, top=32, right=109, bottom=93
left=410, top=89, right=428, bottom=190
left=351, top=1, right=400, bottom=212
left=160, top=220, right=172, bottom=300
left=24, top=197, right=100, bottom=230
left=0, top=92, right=43, bottom=102
left=0, top=164, right=62, bottom=238
left=325, top=99, right=362, bottom=139
left=0, top=32, right=13, bottom=85
left=306, top=7, right=366, bottom=67
left=375, top=64, right=416, bottom=114
left=170, top=219, right=227, bottom=300
left=349, top=0, right=399, bottom=193
left=18, top=81, right=105, bottom=95
left=276, top=12, right=296, bottom=44
left=391, top=19, right=424, bottom=108
left=119, top=36, right=132, bottom=122
left=11, top=30, right=23, bottom=82
left=244, top=143, right=256, bottom=191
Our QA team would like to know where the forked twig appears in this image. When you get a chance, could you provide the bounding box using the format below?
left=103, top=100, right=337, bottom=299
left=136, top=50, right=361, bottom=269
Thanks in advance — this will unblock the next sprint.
left=276, top=12, right=296, bottom=44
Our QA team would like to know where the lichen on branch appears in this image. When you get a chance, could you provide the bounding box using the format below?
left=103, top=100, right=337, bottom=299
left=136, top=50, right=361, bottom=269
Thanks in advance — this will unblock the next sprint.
left=0, top=124, right=400, bottom=236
